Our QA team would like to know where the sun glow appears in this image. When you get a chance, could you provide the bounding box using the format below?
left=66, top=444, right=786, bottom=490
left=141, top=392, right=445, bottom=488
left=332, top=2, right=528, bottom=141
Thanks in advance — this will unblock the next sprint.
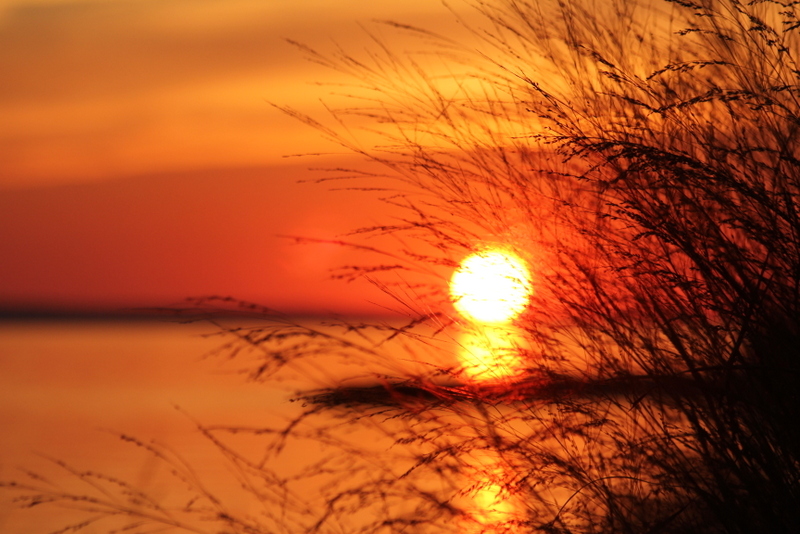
left=450, top=249, right=532, bottom=324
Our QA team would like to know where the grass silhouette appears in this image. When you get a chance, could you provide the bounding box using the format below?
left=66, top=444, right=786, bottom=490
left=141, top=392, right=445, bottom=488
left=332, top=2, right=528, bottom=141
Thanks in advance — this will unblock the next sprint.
left=4, top=0, right=800, bottom=532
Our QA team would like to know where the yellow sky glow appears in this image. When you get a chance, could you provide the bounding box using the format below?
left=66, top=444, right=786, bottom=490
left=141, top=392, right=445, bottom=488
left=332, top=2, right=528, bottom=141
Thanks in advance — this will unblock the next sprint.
left=0, top=0, right=474, bottom=188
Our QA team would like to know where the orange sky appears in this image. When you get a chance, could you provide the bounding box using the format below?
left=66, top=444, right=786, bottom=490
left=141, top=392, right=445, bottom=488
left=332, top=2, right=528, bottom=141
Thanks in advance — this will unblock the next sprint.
left=0, top=0, right=478, bottom=315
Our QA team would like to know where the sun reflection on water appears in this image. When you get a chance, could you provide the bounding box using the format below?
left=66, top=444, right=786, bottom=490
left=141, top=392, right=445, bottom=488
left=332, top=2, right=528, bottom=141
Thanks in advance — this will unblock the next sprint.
left=457, top=324, right=527, bottom=381
left=460, top=457, right=520, bottom=533
left=449, top=246, right=532, bottom=526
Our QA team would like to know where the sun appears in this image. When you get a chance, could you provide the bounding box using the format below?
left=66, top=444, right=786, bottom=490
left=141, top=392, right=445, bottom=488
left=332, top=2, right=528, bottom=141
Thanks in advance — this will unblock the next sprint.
left=450, top=248, right=532, bottom=324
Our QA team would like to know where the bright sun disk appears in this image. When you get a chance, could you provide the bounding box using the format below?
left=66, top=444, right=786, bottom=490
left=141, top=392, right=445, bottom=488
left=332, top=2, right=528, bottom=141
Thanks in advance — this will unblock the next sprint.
left=450, top=248, right=532, bottom=323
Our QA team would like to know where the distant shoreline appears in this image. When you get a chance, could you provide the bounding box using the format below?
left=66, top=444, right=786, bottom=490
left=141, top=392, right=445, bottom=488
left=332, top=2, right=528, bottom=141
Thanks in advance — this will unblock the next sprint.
left=0, top=307, right=408, bottom=322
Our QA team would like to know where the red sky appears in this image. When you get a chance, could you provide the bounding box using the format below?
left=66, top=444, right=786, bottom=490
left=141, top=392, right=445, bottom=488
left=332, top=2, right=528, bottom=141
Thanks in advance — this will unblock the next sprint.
left=0, top=0, right=477, bottom=315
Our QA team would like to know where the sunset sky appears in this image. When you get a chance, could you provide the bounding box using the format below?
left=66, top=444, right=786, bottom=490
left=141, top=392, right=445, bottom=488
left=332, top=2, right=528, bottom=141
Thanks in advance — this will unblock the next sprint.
left=0, top=0, right=478, bottom=315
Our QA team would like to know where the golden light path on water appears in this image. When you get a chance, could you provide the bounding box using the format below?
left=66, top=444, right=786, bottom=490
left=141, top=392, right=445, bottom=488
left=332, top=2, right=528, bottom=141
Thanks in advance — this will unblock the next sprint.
left=450, top=247, right=533, bottom=529
left=458, top=324, right=528, bottom=380
left=463, top=458, right=519, bottom=533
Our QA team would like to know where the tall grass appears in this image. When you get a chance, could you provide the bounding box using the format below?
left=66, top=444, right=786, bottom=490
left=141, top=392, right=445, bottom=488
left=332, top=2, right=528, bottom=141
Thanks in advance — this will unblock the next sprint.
left=4, top=0, right=800, bottom=532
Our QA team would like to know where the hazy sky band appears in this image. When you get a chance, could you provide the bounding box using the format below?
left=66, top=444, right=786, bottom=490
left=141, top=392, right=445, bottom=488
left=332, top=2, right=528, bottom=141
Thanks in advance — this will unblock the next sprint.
left=0, top=0, right=464, bottom=188
left=0, top=0, right=474, bottom=313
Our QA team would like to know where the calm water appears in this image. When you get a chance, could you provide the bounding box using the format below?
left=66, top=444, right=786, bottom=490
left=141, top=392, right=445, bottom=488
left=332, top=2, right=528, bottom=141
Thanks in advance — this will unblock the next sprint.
left=0, top=320, right=313, bottom=532
left=0, top=319, right=577, bottom=532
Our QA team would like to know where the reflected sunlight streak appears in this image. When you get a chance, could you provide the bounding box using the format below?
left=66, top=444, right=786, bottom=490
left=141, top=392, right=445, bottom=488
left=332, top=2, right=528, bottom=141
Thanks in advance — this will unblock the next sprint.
left=460, top=456, right=520, bottom=533
left=450, top=248, right=532, bottom=524
left=457, top=325, right=527, bottom=381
